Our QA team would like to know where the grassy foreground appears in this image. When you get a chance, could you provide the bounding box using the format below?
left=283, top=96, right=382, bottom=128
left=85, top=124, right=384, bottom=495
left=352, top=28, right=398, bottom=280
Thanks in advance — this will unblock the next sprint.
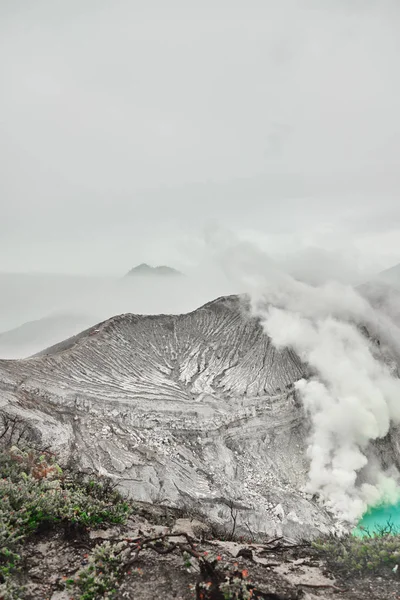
left=0, top=446, right=278, bottom=600
left=313, top=524, right=400, bottom=577
left=0, top=446, right=130, bottom=599
left=1, top=444, right=400, bottom=600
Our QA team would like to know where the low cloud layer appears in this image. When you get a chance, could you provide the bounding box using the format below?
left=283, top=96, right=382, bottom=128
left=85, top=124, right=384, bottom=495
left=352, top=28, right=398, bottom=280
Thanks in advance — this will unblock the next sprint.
left=1, top=1, right=400, bottom=273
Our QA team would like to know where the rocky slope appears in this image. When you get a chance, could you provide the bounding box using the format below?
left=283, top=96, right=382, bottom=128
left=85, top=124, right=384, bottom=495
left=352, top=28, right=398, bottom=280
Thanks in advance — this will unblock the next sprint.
left=0, top=295, right=392, bottom=540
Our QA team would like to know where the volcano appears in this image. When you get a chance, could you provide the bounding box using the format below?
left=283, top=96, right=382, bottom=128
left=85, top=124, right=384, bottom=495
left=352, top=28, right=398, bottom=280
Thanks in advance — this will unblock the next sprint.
left=1, top=295, right=397, bottom=539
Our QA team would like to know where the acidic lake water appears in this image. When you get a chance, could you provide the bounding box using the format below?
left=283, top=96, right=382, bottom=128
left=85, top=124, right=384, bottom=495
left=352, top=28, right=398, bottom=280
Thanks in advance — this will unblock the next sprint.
left=354, top=502, right=400, bottom=537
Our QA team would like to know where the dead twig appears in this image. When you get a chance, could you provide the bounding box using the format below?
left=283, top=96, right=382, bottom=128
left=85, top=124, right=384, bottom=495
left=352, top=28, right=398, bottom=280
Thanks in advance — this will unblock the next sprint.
left=229, top=500, right=238, bottom=540
left=112, top=531, right=295, bottom=599
left=121, top=532, right=207, bottom=571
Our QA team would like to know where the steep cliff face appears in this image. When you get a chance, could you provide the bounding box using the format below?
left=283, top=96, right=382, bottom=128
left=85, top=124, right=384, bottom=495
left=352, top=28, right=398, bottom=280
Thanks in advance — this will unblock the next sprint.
left=0, top=296, right=353, bottom=539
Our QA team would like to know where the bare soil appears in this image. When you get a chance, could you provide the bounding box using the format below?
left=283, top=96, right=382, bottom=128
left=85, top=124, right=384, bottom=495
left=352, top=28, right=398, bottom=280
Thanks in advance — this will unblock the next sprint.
left=17, top=504, right=400, bottom=600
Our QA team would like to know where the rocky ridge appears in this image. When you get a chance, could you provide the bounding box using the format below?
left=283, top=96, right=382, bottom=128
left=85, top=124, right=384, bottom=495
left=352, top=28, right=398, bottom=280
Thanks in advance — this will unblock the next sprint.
left=0, top=295, right=397, bottom=540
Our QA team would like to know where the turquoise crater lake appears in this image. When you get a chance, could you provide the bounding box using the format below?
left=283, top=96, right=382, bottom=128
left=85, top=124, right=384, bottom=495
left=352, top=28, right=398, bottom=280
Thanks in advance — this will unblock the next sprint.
left=354, top=502, right=400, bottom=537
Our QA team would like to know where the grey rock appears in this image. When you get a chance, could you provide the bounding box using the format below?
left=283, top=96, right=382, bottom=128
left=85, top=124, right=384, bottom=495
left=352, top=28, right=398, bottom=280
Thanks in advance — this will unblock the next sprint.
left=171, top=518, right=210, bottom=539
left=89, top=527, right=122, bottom=540
left=50, top=591, right=71, bottom=600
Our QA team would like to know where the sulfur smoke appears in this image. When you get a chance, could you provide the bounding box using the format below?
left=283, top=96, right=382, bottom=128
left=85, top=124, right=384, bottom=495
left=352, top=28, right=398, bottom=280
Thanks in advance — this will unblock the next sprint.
left=217, top=239, right=400, bottom=523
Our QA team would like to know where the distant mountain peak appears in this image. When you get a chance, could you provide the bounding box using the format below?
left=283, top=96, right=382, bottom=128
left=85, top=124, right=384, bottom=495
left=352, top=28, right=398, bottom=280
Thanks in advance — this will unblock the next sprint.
left=125, top=264, right=183, bottom=277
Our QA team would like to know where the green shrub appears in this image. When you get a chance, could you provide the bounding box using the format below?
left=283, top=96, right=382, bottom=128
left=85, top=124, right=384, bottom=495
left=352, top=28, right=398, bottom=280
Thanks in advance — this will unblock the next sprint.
left=66, top=540, right=131, bottom=600
left=0, top=446, right=130, bottom=599
left=313, top=527, right=400, bottom=576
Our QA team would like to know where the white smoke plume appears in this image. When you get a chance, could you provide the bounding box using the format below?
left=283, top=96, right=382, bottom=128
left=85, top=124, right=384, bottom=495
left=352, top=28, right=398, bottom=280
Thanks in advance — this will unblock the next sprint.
left=214, top=236, right=400, bottom=523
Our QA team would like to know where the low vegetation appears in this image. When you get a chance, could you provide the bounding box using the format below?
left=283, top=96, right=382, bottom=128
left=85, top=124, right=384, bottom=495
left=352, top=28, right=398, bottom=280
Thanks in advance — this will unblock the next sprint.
left=66, top=536, right=258, bottom=600
left=0, top=445, right=130, bottom=599
left=65, top=540, right=130, bottom=600
left=313, top=523, right=400, bottom=577
left=0, top=441, right=292, bottom=599
left=1, top=413, right=399, bottom=599
left=0, top=443, right=266, bottom=600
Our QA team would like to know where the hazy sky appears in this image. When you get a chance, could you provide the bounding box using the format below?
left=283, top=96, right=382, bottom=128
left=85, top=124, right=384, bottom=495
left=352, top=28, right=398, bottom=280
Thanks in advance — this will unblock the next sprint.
left=1, top=0, right=400, bottom=277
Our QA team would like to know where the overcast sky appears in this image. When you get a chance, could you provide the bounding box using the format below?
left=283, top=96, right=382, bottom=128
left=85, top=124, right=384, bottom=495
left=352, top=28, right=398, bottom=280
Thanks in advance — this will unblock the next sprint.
left=1, top=0, right=400, bottom=277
